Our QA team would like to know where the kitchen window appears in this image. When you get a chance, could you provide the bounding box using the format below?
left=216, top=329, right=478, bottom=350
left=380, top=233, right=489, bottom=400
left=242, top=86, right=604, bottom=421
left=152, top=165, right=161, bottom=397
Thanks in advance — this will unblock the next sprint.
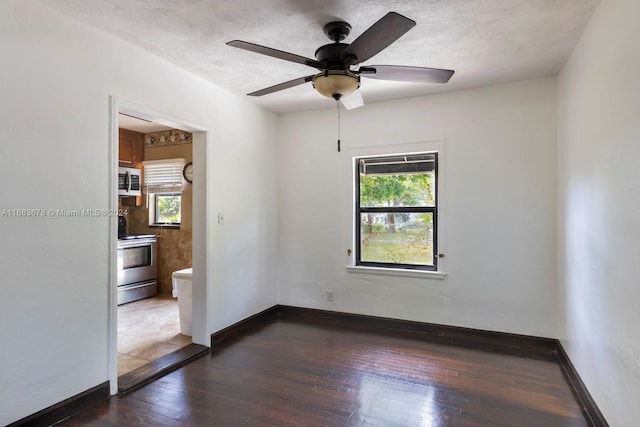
left=355, top=152, right=438, bottom=271
left=152, top=193, right=181, bottom=225
left=142, top=158, right=186, bottom=227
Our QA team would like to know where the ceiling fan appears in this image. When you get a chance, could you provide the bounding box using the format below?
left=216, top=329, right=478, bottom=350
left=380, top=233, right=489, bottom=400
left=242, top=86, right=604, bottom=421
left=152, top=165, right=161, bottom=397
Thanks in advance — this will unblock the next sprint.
left=227, top=12, right=455, bottom=110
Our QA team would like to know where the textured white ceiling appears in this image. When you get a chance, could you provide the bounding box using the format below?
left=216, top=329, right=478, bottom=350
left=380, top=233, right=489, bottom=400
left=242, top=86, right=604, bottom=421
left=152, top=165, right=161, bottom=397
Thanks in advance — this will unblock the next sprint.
left=39, top=0, right=599, bottom=114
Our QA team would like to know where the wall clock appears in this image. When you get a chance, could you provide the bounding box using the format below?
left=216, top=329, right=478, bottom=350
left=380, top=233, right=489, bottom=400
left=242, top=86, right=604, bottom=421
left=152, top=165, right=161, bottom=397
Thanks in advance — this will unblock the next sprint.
left=183, top=161, right=193, bottom=183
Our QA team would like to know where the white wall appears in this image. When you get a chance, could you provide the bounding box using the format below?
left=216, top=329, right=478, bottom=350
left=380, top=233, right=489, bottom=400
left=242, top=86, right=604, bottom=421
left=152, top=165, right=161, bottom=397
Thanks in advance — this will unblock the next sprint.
left=0, top=1, right=278, bottom=424
left=277, top=78, right=558, bottom=337
left=557, top=0, right=640, bottom=424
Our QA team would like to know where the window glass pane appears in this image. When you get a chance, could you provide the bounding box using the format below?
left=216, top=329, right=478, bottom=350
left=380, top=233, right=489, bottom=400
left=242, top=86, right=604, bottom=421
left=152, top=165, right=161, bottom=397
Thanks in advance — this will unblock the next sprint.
left=155, top=193, right=181, bottom=224
left=359, top=172, right=435, bottom=208
left=360, top=212, right=434, bottom=266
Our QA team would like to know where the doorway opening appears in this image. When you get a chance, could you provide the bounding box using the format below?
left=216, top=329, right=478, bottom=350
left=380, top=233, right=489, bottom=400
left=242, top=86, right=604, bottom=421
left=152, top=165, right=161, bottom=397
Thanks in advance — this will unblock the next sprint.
left=109, top=99, right=208, bottom=395
left=117, top=115, right=193, bottom=377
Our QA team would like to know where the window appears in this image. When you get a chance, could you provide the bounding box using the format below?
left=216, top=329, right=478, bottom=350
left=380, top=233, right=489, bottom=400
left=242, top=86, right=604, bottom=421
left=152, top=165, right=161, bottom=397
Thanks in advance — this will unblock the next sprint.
left=355, top=153, right=438, bottom=271
left=142, top=158, right=186, bottom=227
left=153, top=192, right=181, bottom=225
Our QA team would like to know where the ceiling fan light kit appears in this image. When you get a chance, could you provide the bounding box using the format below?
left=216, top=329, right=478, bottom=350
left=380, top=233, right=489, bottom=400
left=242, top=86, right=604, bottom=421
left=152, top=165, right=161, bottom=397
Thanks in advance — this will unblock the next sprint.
left=312, top=70, right=360, bottom=100
left=227, top=11, right=454, bottom=110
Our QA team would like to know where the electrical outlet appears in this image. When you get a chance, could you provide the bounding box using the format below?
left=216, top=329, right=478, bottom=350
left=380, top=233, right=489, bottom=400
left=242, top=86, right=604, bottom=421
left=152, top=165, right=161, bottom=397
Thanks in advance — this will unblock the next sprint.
left=326, top=289, right=335, bottom=302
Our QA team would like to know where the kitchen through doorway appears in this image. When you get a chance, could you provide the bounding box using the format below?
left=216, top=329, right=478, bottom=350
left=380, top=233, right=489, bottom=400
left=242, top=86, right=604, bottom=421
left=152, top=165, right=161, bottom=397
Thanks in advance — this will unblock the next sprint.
left=116, top=114, right=194, bottom=377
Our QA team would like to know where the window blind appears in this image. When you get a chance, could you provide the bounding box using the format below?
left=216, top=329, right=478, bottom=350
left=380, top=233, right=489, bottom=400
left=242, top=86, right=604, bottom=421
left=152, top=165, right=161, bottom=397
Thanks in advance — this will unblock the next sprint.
left=359, top=153, right=436, bottom=175
left=142, top=158, right=186, bottom=194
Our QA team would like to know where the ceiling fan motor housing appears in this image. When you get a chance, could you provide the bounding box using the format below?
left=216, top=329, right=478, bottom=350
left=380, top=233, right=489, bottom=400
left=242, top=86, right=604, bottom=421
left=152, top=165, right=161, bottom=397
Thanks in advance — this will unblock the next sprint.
left=314, top=43, right=349, bottom=67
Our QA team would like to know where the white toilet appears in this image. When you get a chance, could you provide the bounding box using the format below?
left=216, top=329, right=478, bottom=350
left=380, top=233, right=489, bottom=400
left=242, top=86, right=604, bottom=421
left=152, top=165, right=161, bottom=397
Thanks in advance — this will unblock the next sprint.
left=172, top=268, right=192, bottom=336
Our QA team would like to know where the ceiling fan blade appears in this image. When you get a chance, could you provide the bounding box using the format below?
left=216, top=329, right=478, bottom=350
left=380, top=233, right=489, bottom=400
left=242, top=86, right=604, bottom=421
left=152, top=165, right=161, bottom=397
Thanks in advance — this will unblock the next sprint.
left=248, top=75, right=315, bottom=96
left=227, top=40, right=324, bottom=70
left=340, top=90, right=364, bottom=110
left=341, top=12, right=416, bottom=66
left=361, top=65, right=455, bottom=83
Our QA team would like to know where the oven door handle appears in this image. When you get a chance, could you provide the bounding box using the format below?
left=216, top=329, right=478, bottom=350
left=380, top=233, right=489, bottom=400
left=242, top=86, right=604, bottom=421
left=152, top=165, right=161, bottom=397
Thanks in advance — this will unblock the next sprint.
left=119, top=280, right=156, bottom=290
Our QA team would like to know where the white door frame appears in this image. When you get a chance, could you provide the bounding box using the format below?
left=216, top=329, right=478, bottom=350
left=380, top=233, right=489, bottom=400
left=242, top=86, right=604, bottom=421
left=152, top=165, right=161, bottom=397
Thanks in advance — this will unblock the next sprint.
left=108, top=97, right=209, bottom=395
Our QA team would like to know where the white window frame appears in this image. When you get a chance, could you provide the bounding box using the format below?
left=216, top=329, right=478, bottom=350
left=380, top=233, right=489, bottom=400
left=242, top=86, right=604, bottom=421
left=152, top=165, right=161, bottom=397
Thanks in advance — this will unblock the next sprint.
left=346, top=140, right=447, bottom=279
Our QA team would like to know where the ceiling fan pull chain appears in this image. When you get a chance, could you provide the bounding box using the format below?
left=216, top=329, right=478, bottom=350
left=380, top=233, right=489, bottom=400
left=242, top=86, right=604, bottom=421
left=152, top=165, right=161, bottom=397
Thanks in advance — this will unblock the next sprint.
left=337, top=100, right=341, bottom=152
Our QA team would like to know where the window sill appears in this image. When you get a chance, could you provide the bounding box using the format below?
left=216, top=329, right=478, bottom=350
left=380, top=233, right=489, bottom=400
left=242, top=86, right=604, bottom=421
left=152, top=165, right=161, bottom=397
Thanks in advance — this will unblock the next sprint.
left=345, top=265, right=446, bottom=280
left=149, top=224, right=181, bottom=229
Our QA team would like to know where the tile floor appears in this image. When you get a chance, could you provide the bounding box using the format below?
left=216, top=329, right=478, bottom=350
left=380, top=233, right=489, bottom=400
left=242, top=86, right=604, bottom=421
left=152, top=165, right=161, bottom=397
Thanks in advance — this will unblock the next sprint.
left=117, top=295, right=192, bottom=376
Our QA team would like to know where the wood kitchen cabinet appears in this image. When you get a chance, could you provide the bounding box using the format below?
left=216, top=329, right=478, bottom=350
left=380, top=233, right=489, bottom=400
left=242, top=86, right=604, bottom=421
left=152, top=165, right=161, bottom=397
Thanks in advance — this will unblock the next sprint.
left=119, top=128, right=145, bottom=207
left=119, top=128, right=144, bottom=167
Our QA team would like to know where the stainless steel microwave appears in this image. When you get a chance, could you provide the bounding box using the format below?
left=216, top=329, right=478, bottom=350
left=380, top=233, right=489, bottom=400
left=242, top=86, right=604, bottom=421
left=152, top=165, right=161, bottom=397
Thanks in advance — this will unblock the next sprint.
left=118, top=167, right=142, bottom=197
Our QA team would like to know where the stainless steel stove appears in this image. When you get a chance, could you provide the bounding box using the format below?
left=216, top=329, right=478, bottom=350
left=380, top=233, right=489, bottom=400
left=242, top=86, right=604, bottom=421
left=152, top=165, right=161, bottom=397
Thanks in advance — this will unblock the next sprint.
left=117, top=216, right=158, bottom=305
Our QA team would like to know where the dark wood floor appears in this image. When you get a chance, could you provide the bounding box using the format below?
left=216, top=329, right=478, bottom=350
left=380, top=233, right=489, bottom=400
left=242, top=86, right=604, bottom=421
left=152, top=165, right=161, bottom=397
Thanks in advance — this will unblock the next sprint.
left=61, top=318, right=589, bottom=426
